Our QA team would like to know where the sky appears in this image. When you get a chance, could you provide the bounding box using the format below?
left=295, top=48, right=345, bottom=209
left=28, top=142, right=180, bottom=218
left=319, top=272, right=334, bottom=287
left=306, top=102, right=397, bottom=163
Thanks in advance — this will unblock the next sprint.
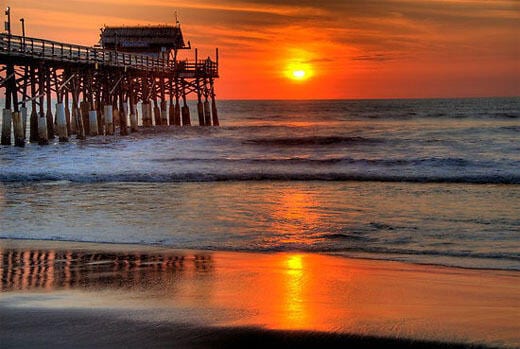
left=2, top=0, right=519, bottom=99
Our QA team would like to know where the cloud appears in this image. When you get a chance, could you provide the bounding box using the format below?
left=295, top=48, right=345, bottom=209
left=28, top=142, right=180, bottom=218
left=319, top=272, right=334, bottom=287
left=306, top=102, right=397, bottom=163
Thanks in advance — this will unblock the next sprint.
left=5, top=0, right=518, bottom=97
left=351, top=54, right=396, bottom=62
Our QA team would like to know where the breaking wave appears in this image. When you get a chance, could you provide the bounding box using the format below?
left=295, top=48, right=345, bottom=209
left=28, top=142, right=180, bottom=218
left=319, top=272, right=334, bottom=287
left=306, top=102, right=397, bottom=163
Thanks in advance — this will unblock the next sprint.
left=1, top=172, right=519, bottom=184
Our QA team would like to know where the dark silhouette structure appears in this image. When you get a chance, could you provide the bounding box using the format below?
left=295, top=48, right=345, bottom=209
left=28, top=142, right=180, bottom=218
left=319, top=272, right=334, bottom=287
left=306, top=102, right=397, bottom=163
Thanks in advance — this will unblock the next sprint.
left=0, top=16, right=220, bottom=147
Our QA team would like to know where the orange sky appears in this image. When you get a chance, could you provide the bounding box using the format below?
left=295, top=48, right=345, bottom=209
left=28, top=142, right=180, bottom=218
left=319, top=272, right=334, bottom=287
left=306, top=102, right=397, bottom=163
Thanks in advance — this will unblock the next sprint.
left=2, top=0, right=519, bottom=99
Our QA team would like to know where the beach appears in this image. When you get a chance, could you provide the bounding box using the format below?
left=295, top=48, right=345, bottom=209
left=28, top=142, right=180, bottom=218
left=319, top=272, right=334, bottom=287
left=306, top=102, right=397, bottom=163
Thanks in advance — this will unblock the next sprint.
left=0, top=0, right=518, bottom=343
left=1, top=239, right=519, bottom=348
left=1, top=98, right=519, bottom=347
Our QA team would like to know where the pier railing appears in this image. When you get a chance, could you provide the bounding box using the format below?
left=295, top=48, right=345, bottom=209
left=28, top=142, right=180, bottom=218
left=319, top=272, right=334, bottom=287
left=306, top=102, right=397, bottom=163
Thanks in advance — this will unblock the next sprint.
left=0, top=33, right=218, bottom=77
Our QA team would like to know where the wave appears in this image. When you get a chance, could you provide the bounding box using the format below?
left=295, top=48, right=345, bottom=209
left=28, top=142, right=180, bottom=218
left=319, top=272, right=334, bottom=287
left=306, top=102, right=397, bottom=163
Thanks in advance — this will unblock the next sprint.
left=2, top=236, right=518, bottom=271
left=152, top=156, right=481, bottom=167
left=244, top=136, right=382, bottom=146
left=331, top=246, right=520, bottom=264
left=499, top=125, right=520, bottom=132
left=1, top=172, right=519, bottom=184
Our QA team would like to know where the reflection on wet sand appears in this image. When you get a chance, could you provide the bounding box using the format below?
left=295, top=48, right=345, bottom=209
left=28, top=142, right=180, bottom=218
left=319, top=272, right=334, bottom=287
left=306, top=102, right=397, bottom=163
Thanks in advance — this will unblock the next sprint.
left=284, top=255, right=306, bottom=329
left=1, top=244, right=519, bottom=348
left=0, top=248, right=213, bottom=292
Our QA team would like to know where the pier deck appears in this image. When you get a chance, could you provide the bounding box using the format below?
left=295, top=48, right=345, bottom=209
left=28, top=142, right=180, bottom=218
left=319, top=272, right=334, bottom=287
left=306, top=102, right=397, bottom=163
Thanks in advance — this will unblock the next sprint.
left=0, top=33, right=218, bottom=77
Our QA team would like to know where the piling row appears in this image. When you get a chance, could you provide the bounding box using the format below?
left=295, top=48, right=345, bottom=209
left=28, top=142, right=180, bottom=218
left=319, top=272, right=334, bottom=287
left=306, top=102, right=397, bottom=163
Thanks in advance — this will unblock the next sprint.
left=0, top=33, right=220, bottom=147
left=0, top=71, right=220, bottom=146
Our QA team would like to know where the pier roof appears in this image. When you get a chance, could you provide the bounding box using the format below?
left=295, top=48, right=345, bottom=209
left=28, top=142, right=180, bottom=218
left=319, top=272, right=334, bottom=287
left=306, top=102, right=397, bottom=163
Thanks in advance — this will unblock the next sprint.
left=100, top=26, right=189, bottom=54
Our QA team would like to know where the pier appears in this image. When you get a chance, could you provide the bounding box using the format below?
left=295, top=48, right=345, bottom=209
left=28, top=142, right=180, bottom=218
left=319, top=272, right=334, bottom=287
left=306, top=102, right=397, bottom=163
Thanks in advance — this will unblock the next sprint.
left=0, top=12, right=220, bottom=147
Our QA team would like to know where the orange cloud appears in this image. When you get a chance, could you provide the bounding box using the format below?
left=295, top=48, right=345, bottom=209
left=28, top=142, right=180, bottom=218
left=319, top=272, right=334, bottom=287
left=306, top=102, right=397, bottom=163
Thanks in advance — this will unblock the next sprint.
left=2, top=0, right=518, bottom=98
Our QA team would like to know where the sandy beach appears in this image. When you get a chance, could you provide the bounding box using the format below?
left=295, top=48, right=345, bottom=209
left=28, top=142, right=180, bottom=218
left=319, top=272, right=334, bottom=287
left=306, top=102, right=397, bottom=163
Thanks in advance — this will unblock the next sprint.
left=1, top=239, right=518, bottom=348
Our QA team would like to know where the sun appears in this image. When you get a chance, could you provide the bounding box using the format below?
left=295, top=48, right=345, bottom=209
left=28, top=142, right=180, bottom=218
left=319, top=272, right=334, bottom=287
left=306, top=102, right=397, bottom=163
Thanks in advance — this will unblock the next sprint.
left=292, top=70, right=306, bottom=80
left=285, top=61, right=313, bottom=82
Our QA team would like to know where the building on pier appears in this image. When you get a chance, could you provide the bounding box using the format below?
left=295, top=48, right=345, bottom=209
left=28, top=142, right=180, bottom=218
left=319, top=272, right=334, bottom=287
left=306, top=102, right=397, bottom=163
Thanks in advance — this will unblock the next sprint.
left=100, top=25, right=190, bottom=59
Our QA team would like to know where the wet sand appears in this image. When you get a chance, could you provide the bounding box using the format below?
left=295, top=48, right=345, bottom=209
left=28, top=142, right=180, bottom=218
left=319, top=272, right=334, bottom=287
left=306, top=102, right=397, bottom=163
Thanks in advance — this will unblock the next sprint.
left=1, top=239, right=519, bottom=348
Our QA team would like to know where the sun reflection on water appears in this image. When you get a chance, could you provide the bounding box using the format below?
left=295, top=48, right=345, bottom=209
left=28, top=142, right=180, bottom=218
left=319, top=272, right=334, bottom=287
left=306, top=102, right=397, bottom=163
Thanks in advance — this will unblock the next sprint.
left=285, top=254, right=307, bottom=328
left=271, top=190, right=321, bottom=246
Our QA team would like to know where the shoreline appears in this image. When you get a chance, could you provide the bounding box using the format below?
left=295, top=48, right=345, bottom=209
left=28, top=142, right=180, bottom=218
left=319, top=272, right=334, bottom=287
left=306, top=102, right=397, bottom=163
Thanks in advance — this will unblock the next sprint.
left=1, top=237, right=518, bottom=273
left=1, top=239, right=519, bottom=348
left=0, top=308, right=497, bottom=349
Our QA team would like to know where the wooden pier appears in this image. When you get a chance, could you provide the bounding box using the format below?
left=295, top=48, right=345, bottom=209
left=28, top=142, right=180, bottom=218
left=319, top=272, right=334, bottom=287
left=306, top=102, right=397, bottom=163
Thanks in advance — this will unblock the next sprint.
left=0, top=21, right=220, bottom=147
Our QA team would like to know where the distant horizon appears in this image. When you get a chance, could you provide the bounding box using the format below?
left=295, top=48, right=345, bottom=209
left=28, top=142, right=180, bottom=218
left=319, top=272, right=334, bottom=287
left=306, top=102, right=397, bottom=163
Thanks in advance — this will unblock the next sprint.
left=217, top=95, right=520, bottom=102
left=1, top=95, right=518, bottom=104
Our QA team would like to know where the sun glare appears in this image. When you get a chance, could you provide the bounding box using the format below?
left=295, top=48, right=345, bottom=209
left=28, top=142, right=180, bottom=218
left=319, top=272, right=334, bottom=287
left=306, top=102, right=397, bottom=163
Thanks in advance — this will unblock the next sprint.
left=285, top=61, right=313, bottom=82
left=292, top=70, right=306, bottom=79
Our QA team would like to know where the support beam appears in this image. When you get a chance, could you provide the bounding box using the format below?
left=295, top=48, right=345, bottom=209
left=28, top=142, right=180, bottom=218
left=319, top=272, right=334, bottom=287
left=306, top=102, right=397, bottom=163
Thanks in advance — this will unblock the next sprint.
left=174, top=98, right=181, bottom=126
left=130, top=103, right=138, bottom=132
left=181, top=105, right=191, bottom=126
left=38, top=66, right=49, bottom=145
left=181, top=80, right=190, bottom=126
left=1, top=109, right=12, bottom=145
left=142, top=102, right=151, bottom=127
left=104, top=105, right=113, bottom=135
left=153, top=100, right=161, bottom=126
left=169, top=103, right=175, bottom=126
left=119, top=90, right=128, bottom=136
left=29, top=66, right=38, bottom=143
left=2, top=63, right=13, bottom=145
left=161, top=100, right=168, bottom=126
left=80, top=101, right=90, bottom=137
left=210, top=79, right=219, bottom=126
left=38, top=111, right=48, bottom=145
left=65, top=91, right=73, bottom=135
left=30, top=106, right=38, bottom=142
left=196, top=78, right=204, bottom=126
left=197, top=101, right=204, bottom=126
left=204, top=99, right=211, bottom=126
left=56, top=103, right=68, bottom=142
left=20, top=106, right=27, bottom=139
left=13, top=112, right=24, bottom=147
left=89, top=110, right=99, bottom=136
left=73, top=87, right=85, bottom=140
left=45, top=68, right=55, bottom=139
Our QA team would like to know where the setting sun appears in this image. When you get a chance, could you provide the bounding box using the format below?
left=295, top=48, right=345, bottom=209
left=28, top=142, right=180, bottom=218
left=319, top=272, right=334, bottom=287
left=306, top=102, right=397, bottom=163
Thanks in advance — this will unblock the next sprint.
left=292, top=70, right=306, bottom=80
left=285, top=61, right=313, bottom=82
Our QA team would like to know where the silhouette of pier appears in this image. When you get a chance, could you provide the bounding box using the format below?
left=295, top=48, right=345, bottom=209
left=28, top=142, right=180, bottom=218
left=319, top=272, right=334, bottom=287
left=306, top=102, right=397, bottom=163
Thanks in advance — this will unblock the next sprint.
left=0, top=9, right=220, bottom=147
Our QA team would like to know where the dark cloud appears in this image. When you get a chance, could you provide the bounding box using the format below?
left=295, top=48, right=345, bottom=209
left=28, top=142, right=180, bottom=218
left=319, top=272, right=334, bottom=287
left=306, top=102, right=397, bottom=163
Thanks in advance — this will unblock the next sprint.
left=351, top=54, right=395, bottom=62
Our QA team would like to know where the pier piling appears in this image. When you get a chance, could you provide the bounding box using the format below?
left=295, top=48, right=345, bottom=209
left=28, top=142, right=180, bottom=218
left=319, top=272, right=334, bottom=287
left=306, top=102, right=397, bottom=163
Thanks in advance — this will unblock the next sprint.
left=20, top=106, right=27, bottom=139
left=0, top=21, right=220, bottom=147
left=174, top=100, right=181, bottom=126
left=153, top=102, right=161, bottom=126
left=104, top=105, right=114, bottom=136
left=197, top=101, right=204, bottom=126
left=204, top=100, right=211, bottom=126
left=130, top=103, right=138, bottom=132
left=1, top=109, right=12, bottom=145
left=38, top=112, right=48, bottom=145
left=89, top=110, right=99, bottom=136
left=168, top=103, right=175, bottom=126
left=30, top=107, right=38, bottom=142
left=119, top=93, right=128, bottom=136
left=161, top=101, right=168, bottom=126
left=182, top=105, right=191, bottom=126
left=56, top=103, right=68, bottom=142
left=12, top=112, right=24, bottom=147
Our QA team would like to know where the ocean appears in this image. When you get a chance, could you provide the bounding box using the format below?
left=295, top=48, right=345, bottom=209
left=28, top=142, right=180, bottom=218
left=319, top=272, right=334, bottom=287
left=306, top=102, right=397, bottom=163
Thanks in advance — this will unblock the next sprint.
left=1, top=97, right=519, bottom=271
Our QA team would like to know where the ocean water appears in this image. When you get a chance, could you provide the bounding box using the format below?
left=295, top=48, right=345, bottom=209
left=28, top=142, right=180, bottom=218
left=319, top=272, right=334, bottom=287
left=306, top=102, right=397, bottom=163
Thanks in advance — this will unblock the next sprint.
left=0, top=97, right=519, bottom=270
